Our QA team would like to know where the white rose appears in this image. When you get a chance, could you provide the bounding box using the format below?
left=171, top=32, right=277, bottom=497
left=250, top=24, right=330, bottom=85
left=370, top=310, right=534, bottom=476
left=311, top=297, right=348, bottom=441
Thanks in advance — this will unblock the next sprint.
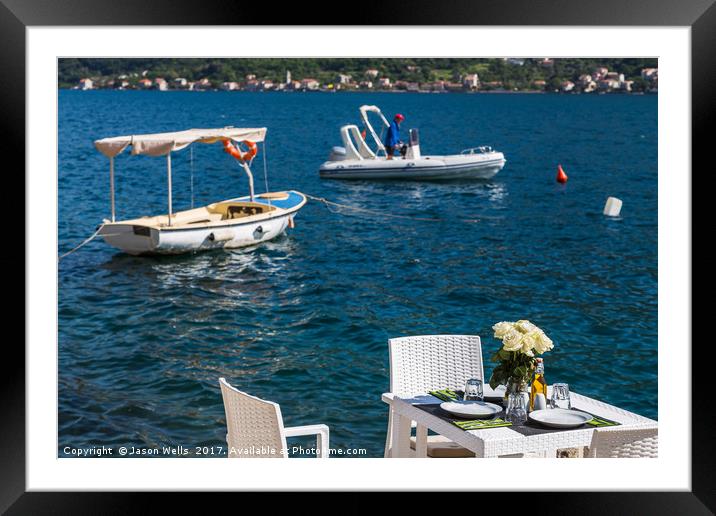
left=501, top=328, right=523, bottom=351
left=521, top=332, right=537, bottom=354
left=515, top=320, right=538, bottom=334
left=534, top=332, right=554, bottom=354
left=493, top=321, right=514, bottom=339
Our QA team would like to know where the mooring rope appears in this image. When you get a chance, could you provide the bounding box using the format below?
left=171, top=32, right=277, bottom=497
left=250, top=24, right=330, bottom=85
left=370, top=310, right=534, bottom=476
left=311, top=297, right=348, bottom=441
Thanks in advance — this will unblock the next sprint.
left=58, top=224, right=105, bottom=262
left=304, top=194, right=481, bottom=224
left=57, top=193, right=490, bottom=260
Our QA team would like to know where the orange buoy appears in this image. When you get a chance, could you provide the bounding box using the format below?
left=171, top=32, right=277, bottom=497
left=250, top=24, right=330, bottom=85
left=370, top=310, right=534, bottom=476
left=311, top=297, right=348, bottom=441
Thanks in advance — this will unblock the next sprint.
left=556, top=164, right=568, bottom=184
left=223, top=139, right=257, bottom=162
left=288, top=216, right=295, bottom=229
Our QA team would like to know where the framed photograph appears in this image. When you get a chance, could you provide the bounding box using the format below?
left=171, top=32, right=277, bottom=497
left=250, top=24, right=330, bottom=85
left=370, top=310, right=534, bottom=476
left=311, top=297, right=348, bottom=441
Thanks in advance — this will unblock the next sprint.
left=4, top=0, right=708, bottom=511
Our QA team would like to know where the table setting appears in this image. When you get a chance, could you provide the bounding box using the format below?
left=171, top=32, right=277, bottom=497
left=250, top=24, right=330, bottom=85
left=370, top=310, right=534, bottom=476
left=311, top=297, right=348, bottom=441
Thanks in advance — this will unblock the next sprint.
left=409, top=321, right=621, bottom=438
left=417, top=380, right=621, bottom=438
left=385, top=322, right=655, bottom=458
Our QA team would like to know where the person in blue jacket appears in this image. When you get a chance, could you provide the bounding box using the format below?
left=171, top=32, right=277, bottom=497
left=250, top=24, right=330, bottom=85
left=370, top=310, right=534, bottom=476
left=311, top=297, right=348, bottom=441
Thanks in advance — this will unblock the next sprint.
left=384, top=113, right=405, bottom=160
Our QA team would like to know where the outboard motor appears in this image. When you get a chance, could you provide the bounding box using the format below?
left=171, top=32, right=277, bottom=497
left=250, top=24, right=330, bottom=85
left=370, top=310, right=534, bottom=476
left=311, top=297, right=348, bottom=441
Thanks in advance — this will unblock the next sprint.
left=327, top=146, right=346, bottom=162
left=405, top=128, right=421, bottom=159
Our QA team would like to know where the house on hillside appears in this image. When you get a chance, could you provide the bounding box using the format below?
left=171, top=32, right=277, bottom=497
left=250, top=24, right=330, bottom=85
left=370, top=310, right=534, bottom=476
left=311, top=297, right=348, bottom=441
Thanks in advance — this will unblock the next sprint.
left=336, top=74, right=353, bottom=85
left=592, top=67, right=609, bottom=81
left=301, top=78, right=320, bottom=90
left=378, top=77, right=392, bottom=89
left=463, top=73, right=480, bottom=90
left=641, top=68, right=658, bottom=80
left=195, top=78, right=212, bottom=90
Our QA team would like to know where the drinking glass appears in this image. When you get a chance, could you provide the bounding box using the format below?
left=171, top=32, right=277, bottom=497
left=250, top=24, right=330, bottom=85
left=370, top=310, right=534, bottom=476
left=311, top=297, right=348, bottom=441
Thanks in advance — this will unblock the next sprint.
left=505, top=393, right=527, bottom=424
left=550, top=383, right=571, bottom=409
left=463, top=378, right=484, bottom=401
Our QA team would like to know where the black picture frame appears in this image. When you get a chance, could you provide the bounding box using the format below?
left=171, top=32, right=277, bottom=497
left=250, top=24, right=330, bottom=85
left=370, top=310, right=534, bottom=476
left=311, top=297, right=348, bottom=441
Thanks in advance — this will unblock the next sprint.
left=2, top=0, right=707, bottom=512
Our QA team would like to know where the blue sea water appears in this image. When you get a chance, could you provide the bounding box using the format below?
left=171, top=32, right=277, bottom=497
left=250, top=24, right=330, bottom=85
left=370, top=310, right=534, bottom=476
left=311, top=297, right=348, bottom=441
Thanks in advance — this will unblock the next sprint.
left=58, top=90, right=657, bottom=457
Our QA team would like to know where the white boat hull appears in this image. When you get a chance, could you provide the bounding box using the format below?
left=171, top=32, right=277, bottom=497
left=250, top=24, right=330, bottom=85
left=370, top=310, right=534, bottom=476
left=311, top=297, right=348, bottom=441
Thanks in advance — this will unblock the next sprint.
left=319, top=152, right=506, bottom=180
left=98, top=191, right=305, bottom=256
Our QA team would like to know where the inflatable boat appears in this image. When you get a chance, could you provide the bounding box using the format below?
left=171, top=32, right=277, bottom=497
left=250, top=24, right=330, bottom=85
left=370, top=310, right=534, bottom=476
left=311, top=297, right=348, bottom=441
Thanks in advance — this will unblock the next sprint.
left=319, top=105, right=506, bottom=180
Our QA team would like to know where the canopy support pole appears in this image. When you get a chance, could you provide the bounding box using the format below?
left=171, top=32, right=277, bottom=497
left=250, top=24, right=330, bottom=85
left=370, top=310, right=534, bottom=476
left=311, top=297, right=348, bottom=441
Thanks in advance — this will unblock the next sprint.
left=190, top=145, right=195, bottom=209
left=167, top=153, right=173, bottom=226
left=262, top=141, right=269, bottom=194
left=109, top=156, right=116, bottom=222
left=241, top=162, right=255, bottom=202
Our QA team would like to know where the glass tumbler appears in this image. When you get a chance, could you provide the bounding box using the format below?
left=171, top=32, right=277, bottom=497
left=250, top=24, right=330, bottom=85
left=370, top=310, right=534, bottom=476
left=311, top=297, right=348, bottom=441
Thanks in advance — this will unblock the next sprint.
left=464, top=378, right=484, bottom=401
left=550, top=383, right=572, bottom=409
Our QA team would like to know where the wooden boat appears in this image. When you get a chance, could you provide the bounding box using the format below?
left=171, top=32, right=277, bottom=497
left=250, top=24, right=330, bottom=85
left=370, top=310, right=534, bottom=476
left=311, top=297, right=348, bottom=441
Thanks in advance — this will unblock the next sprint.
left=93, top=127, right=306, bottom=255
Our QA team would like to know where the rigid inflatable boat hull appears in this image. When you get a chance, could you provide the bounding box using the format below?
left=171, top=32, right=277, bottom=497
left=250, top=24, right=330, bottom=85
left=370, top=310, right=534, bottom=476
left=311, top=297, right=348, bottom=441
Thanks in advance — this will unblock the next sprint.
left=319, top=153, right=506, bottom=180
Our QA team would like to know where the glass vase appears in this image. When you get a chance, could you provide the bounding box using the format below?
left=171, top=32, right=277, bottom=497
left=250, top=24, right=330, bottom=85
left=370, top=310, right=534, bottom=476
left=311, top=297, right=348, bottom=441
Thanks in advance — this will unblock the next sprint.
left=503, top=379, right=530, bottom=408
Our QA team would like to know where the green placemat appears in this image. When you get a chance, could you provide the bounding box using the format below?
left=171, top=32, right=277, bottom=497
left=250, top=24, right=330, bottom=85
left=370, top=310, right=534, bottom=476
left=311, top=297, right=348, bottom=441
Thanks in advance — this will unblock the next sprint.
left=452, top=418, right=513, bottom=430
left=429, top=389, right=460, bottom=402
left=586, top=414, right=620, bottom=427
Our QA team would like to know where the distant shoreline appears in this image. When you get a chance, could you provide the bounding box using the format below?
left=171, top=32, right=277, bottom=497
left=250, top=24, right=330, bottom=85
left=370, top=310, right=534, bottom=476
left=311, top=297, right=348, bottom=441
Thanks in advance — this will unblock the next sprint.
left=59, top=88, right=655, bottom=95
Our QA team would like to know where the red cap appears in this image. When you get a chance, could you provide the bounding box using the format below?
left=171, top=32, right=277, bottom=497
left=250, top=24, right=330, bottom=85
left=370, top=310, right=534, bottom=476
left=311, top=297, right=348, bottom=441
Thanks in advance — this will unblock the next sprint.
left=394, top=113, right=405, bottom=121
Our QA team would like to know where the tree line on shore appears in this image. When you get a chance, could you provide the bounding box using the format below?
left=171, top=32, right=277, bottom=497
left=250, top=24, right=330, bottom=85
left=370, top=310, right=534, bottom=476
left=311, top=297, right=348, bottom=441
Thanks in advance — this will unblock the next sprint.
left=59, top=57, right=658, bottom=92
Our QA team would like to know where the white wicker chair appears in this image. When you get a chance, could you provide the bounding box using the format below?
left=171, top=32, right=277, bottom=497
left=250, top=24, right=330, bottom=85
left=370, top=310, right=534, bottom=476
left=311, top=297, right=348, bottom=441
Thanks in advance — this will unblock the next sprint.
left=586, top=424, right=658, bottom=458
left=384, top=335, right=484, bottom=458
left=219, top=378, right=329, bottom=458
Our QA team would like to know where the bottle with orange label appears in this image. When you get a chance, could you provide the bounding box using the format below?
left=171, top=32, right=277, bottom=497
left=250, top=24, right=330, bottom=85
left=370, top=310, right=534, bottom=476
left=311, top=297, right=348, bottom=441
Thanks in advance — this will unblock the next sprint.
left=529, top=358, right=547, bottom=411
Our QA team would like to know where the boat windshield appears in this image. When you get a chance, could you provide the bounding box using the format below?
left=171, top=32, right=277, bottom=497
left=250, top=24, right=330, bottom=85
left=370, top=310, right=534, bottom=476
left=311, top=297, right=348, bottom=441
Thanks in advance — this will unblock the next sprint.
left=365, top=111, right=388, bottom=155
left=359, top=106, right=390, bottom=157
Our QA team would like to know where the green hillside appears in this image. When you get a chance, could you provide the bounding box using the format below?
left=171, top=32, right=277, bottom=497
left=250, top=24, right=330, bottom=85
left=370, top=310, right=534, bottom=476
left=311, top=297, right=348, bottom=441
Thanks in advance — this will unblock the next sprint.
left=59, top=57, right=657, bottom=92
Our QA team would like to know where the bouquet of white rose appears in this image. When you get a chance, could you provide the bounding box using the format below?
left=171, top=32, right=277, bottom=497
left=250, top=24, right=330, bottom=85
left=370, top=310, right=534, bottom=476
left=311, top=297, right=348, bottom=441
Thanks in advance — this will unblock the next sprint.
left=488, top=320, right=554, bottom=391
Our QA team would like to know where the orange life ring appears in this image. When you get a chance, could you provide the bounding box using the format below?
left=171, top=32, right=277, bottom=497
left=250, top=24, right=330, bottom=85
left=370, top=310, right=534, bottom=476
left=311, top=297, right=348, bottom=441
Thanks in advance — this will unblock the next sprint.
left=223, top=139, right=258, bottom=162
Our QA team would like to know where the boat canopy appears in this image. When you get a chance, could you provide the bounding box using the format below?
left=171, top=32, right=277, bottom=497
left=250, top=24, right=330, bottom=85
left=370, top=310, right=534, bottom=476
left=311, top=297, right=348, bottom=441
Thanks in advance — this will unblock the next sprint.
left=94, top=127, right=267, bottom=158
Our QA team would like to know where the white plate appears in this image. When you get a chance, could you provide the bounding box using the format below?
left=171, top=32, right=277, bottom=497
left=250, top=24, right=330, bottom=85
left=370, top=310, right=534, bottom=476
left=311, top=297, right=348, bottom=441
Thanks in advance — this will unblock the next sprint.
left=528, top=408, right=592, bottom=428
left=440, top=401, right=502, bottom=419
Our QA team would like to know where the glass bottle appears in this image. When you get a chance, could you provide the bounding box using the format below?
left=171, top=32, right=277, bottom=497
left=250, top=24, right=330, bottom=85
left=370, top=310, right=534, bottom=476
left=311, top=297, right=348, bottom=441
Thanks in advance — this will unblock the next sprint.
left=529, top=358, right=547, bottom=411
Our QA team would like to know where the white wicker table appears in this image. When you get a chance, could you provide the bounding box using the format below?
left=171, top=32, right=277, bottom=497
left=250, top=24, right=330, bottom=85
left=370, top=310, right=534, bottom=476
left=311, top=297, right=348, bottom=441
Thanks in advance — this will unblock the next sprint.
left=383, top=387, right=656, bottom=458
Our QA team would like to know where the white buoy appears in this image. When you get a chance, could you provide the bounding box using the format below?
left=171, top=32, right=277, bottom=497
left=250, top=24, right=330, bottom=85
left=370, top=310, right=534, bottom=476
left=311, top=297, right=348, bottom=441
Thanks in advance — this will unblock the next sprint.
left=603, top=197, right=623, bottom=217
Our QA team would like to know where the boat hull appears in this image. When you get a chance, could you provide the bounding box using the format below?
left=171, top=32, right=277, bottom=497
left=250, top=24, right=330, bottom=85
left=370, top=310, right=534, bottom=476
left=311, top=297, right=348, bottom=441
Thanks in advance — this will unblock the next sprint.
left=98, top=191, right=305, bottom=256
left=319, top=152, right=506, bottom=180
